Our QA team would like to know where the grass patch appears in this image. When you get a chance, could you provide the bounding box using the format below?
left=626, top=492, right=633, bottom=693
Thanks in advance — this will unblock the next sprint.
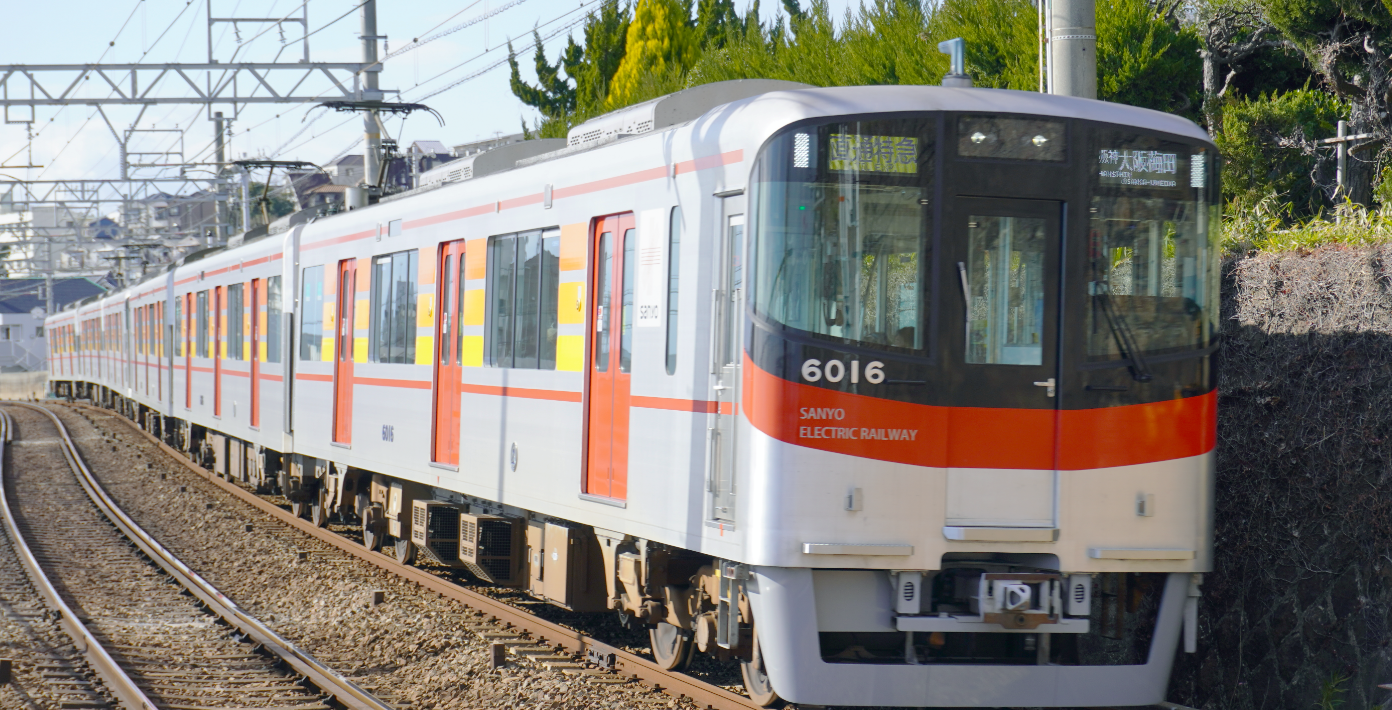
left=1223, top=195, right=1392, bottom=255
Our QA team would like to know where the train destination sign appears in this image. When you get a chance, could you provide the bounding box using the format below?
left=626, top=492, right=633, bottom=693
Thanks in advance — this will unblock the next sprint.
left=828, top=134, right=919, bottom=174
left=1098, top=148, right=1180, bottom=188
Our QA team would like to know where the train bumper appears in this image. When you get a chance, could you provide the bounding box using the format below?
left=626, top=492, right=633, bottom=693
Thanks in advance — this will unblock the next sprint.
left=747, top=567, right=1187, bottom=707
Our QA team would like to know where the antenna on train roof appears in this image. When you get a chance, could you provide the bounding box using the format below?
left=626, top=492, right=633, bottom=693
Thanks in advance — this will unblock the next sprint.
left=938, top=38, right=973, bottom=88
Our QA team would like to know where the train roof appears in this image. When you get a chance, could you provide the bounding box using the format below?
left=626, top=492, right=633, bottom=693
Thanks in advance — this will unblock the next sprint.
left=698, top=84, right=1212, bottom=148
left=53, top=83, right=1210, bottom=321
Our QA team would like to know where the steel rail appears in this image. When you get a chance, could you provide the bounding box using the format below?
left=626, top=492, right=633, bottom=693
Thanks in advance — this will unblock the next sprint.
left=9, top=403, right=394, bottom=710
left=85, top=403, right=765, bottom=710
left=0, top=409, right=157, bottom=710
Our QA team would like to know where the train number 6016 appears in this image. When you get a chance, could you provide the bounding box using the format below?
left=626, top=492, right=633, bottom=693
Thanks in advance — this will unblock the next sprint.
left=801, top=358, right=884, bottom=384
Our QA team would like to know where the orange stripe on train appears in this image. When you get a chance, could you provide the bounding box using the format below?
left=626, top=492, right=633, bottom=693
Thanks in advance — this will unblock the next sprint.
left=742, top=354, right=1216, bottom=471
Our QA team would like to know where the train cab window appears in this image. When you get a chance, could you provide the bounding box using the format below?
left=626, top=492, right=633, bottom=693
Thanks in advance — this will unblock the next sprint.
left=665, top=206, right=682, bottom=375
left=196, top=291, right=209, bottom=358
left=369, top=249, right=419, bottom=364
left=752, top=117, right=934, bottom=354
left=964, top=216, right=1047, bottom=365
left=300, top=266, right=325, bottom=361
left=487, top=228, right=560, bottom=369
left=227, top=283, right=244, bottom=360
left=1086, top=131, right=1219, bottom=363
left=267, top=276, right=283, bottom=363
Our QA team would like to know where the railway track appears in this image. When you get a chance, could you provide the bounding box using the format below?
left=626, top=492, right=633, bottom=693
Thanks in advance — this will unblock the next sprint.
left=0, top=402, right=396, bottom=710
left=74, top=401, right=766, bottom=710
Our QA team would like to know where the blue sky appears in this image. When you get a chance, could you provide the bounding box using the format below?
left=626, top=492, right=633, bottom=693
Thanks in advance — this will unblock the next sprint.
left=1, top=0, right=853, bottom=187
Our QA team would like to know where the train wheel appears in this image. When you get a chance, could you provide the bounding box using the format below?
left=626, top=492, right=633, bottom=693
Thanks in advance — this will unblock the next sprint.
left=740, top=632, right=784, bottom=708
left=362, top=507, right=384, bottom=551
left=649, top=622, right=694, bottom=670
left=394, top=537, right=416, bottom=565
left=290, top=500, right=308, bottom=519
left=310, top=493, right=329, bottom=528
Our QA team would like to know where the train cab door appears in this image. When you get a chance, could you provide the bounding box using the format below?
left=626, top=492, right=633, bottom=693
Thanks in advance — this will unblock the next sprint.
left=709, top=196, right=744, bottom=525
left=333, top=259, right=356, bottom=444
left=432, top=240, right=466, bottom=465
left=584, top=213, right=636, bottom=500
left=251, top=279, right=261, bottom=429
left=945, top=197, right=1062, bottom=532
left=214, top=286, right=224, bottom=417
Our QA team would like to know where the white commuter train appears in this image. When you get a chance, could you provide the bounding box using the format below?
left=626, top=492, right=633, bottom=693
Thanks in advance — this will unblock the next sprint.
left=48, top=79, right=1219, bottom=707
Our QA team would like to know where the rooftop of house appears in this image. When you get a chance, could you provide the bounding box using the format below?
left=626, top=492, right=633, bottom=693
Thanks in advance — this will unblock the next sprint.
left=0, top=278, right=105, bottom=315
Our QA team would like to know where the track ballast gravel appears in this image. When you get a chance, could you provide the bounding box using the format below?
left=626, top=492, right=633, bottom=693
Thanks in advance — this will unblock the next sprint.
left=55, top=403, right=700, bottom=710
left=4, top=404, right=331, bottom=709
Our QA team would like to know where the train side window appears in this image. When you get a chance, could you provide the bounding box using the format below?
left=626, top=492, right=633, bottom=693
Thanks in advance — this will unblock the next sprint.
left=267, top=276, right=282, bottom=363
left=175, top=297, right=184, bottom=357
left=665, top=207, right=681, bottom=375
left=369, top=249, right=419, bottom=364
left=196, top=291, right=209, bottom=358
left=300, top=266, right=325, bottom=361
left=227, top=283, right=244, bottom=361
left=486, top=228, right=560, bottom=369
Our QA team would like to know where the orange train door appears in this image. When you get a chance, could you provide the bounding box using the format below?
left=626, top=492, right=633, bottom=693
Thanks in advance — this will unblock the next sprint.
left=156, top=303, right=163, bottom=402
left=333, top=259, right=356, bottom=444
left=432, top=240, right=465, bottom=464
left=144, top=305, right=152, bottom=396
left=184, top=294, right=193, bottom=409
left=250, top=279, right=261, bottom=428
left=214, top=286, right=223, bottom=417
left=584, top=213, right=636, bottom=500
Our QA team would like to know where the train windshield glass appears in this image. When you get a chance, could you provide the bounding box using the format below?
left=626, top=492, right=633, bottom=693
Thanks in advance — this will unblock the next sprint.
left=1087, top=130, right=1219, bottom=361
left=753, top=118, right=933, bottom=353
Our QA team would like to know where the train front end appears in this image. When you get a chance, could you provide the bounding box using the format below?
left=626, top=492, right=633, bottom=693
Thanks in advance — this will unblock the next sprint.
left=735, top=95, right=1218, bottom=706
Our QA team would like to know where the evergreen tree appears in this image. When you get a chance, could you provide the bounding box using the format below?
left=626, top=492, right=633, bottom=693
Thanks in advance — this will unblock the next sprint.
left=575, top=0, right=633, bottom=111
left=696, top=0, right=739, bottom=48
left=506, top=0, right=631, bottom=137
left=606, top=0, right=699, bottom=108
left=507, top=31, right=582, bottom=120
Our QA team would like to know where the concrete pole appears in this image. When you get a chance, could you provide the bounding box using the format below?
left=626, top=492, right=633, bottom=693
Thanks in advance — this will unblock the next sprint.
left=214, top=111, right=228, bottom=241
left=44, top=238, right=53, bottom=316
left=1048, top=0, right=1096, bottom=99
left=1336, top=120, right=1348, bottom=197
left=240, top=168, right=252, bottom=233
left=361, top=0, right=382, bottom=189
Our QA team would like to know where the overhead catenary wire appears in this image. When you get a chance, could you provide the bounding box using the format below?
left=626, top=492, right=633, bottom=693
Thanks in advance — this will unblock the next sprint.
left=270, top=0, right=599, bottom=162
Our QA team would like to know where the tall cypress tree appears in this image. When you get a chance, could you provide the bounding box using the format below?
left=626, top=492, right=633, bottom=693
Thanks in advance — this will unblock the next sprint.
left=507, top=31, right=582, bottom=119
left=696, top=0, right=739, bottom=48
left=575, top=0, right=633, bottom=111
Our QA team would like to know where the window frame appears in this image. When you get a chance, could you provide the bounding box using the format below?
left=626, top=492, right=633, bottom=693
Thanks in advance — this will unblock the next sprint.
left=485, top=228, right=561, bottom=370
left=196, top=290, right=209, bottom=358
left=368, top=249, right=419, bottom=365
left=665, top=206, right=682, bottom=375
left=299, top=265, right=325, bottom=361
left=267, top=275, right=283, bottom=364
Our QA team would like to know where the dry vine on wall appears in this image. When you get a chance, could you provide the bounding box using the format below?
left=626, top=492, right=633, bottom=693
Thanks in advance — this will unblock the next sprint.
left=1169, top=246, right=1392, bottom=710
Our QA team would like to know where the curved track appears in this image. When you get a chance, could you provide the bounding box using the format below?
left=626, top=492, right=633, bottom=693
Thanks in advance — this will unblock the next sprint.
left=0, top=403, right=395, bottom=710
left=87, top=402, right=766, bottom=710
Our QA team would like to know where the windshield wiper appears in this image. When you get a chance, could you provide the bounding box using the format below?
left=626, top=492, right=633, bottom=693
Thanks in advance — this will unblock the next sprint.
left=1092, top=281, right=1154, bottom=382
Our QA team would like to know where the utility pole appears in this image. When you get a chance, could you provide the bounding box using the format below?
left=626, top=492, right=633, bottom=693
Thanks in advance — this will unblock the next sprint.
left=361, top=0, right=383, bottom=190
left=1048, top=0, right=1097, bottom=99
left=214, top=111, right=228, bottom=243
left=240, top=168, right=253, bottom=232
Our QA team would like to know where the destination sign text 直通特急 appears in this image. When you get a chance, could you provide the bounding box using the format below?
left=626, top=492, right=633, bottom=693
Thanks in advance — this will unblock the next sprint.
left=1098, top=149, right=1179, bottom=188
left=829, top=134, right=918, bottom=174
